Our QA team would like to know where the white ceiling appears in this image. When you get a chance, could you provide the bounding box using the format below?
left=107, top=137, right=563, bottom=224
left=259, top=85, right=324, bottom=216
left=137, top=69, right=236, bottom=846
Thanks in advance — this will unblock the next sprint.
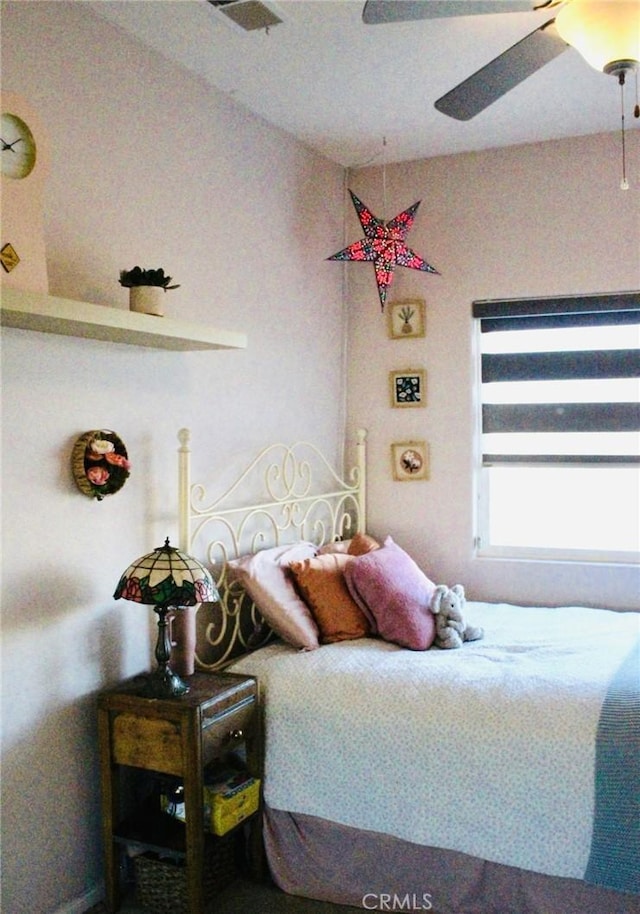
left=91, top=0, right=637, bottom=167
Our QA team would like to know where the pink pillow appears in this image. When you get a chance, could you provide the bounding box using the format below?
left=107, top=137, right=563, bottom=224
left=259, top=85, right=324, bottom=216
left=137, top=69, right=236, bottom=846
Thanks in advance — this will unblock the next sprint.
left=345, top=536, right=436, bottom=651
left=227, top=542, right=320, bottom=650
left=290, top=553, right=371, bottom=643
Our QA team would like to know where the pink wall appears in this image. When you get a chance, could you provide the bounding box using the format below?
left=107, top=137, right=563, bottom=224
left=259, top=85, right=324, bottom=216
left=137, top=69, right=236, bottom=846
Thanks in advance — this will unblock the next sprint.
left=347, top=132, right=640, bottom=609
left=0, top=3, right=345, bottom=912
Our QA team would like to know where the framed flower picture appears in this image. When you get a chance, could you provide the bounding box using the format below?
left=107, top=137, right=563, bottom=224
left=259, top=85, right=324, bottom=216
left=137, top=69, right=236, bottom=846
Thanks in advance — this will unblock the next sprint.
left=388, top=298, right=426, bottom=339
left=391, top=441, right=430, bottom=481
left=390, top=369, right=426, bottom=408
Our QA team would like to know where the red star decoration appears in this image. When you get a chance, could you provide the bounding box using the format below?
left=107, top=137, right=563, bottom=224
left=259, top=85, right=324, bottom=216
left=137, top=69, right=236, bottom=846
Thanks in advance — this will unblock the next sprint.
left=328, top=190, right=439, bottom=311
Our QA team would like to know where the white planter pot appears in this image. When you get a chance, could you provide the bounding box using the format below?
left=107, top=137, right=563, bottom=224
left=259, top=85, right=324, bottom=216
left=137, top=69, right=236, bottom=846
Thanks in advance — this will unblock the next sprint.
left=129, top=285, right=164, bottom=316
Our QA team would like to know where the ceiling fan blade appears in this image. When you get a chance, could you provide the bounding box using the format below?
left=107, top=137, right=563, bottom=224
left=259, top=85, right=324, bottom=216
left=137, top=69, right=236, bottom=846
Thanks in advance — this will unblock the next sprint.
left=434, top=20, right=567, bottom=120
left=363, top=1, right=536, bottom=25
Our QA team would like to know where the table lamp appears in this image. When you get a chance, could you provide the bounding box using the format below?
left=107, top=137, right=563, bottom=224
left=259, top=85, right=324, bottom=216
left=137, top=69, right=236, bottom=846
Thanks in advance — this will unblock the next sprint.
left=113, top=537, right=218, bottom=697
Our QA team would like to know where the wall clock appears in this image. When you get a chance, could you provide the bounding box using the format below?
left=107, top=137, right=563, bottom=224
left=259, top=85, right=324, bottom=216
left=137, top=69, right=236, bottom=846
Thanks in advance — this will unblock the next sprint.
left=1, top=112, right=37, bottom=179
left=0, top=91, right=49, bottom=293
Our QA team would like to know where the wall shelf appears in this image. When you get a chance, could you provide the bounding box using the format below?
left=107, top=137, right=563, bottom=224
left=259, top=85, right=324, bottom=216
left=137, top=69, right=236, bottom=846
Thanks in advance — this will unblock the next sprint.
left=0, top=287, right=247, bottom=351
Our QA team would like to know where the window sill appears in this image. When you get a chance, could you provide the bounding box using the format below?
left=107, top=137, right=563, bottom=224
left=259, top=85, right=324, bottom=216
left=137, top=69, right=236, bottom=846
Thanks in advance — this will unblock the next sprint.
left=475, top=545, right=639, bottom=566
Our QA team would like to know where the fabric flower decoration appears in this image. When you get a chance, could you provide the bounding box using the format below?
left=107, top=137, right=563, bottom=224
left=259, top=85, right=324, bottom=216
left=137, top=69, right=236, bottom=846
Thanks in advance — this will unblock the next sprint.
left=72, top=430, right=131, bottom=500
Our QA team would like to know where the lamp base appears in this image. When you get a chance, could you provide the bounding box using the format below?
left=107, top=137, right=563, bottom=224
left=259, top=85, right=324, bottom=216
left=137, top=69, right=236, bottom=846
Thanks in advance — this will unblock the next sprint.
left=147, top=605, right=190, bottom=698
left=143, top=665, right=190, bottom=699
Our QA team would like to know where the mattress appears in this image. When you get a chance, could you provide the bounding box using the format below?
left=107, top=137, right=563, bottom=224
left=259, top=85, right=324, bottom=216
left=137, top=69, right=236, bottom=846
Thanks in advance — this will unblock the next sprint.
left=231, top=602, right=640, bottom=891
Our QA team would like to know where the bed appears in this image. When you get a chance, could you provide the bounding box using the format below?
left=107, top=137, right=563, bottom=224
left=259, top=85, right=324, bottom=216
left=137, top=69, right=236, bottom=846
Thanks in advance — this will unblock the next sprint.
left=176, top=428, right=640, bottom=914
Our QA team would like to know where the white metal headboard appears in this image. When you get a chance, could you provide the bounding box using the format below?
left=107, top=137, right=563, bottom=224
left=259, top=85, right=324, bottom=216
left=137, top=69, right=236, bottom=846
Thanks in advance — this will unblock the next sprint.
left=177, top=428, right=367, bottom=669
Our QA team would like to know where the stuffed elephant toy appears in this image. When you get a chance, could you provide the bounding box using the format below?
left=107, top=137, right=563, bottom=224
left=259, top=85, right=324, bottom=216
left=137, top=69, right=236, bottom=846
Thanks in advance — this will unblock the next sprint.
left=430, top=584, right=484, bottom=649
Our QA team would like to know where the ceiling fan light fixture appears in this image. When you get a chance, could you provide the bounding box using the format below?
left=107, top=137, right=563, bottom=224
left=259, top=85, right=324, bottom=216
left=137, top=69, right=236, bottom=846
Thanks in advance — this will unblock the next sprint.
left=555, top=1, right=640, bottom=76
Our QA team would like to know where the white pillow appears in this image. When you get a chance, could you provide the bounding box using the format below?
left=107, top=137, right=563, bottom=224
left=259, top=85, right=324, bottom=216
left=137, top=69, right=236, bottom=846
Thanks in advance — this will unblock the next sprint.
left=227, top=542, right=320, bottom=650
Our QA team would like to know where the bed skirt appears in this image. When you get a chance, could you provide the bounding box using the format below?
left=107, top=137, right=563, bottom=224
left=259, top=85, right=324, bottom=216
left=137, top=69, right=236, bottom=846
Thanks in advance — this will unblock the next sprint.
left=264, top=805, right=640, bottom=914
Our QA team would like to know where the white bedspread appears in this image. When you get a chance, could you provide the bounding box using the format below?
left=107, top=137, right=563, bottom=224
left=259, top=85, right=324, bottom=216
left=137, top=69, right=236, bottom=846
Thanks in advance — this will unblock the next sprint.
left=231, top=602, right=640, bottom=881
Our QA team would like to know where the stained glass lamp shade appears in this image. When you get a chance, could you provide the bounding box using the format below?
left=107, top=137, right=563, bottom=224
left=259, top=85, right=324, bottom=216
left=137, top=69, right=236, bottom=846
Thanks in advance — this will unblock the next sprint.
left=114, top=538, right=218, bottom=697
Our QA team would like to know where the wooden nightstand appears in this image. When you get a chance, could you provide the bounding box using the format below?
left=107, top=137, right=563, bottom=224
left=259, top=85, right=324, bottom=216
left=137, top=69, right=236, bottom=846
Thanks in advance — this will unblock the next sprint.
left=97, top=672, right=260, bottom=914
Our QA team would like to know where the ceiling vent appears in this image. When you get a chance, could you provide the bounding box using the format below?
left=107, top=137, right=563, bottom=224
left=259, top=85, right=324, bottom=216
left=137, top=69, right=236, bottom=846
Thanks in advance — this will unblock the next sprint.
left=208, top=1, right=282, bottom=32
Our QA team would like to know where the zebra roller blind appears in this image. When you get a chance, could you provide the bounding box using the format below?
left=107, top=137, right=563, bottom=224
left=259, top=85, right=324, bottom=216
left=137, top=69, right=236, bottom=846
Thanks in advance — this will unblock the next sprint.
left=473, top=291, right=640, bottom=466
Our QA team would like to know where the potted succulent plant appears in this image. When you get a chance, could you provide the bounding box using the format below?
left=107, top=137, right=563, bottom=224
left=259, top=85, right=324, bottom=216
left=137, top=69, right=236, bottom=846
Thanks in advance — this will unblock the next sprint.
left=119, top=266, right=180, bottom=316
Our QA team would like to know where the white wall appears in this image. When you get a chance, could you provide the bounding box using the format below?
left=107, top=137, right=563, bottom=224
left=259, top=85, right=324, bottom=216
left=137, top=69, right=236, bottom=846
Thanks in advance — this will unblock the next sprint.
left=346, top=131, right=640, bottom=611
left=0, top=3, right=345, bottom=912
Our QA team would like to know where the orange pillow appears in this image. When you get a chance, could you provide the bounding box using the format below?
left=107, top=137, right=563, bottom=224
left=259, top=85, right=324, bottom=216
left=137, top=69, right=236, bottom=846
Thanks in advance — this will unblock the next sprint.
left=290, top=554, right=371, bottom=643
left=348, top=532, right=380, bottom=556
left=318, top=532, right=380, bottom=557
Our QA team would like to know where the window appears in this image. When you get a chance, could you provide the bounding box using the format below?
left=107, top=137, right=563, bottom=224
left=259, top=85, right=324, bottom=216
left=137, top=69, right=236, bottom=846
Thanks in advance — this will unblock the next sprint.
left=473, top=292, right=640, bottom=562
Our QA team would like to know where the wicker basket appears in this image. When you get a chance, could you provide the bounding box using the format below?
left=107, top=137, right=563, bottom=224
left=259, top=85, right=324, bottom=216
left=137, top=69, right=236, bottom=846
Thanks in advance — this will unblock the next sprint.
left=134, top=834, right=239, bottom=914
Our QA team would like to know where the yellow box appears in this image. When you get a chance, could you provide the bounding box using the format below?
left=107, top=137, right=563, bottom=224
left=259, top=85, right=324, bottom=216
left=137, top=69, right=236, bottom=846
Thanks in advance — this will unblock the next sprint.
left=205, top=771, right=260, bottom=836
left=160, top=770, right=260, bottom=837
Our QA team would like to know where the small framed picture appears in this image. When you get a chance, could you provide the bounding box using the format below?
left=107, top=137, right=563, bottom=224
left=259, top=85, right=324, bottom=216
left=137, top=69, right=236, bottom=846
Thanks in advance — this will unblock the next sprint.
left=388, top=298, right=426, bottom=339
left=391, top=441, right=430, bottom=481
left=390, top=369, right=426, bottom=408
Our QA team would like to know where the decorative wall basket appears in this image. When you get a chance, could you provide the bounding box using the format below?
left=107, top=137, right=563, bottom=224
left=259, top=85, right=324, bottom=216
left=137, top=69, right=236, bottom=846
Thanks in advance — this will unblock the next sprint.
left=129, top=285, right=164, bottom=316
left=71, top=430, right=130, bottom=501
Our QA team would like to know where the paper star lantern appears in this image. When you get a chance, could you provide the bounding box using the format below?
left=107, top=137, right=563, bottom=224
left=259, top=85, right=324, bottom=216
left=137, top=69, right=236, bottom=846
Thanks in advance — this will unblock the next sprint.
left=328, top=190, right=439, bottom=310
